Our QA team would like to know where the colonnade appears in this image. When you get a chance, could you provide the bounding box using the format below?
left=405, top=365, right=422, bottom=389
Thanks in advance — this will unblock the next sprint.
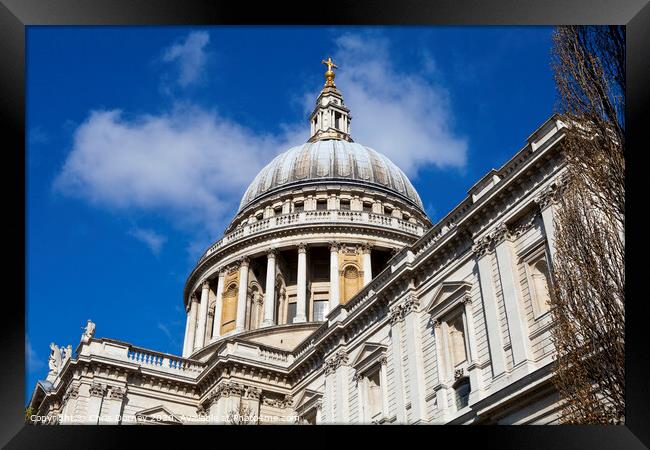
left=182, top=242, right=375, bottom=357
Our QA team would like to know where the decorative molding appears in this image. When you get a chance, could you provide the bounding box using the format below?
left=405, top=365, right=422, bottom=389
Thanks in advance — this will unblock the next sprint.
left=243, top=385, right=262, bottom=400
left=388, top=307, right=403, bottom=325
left=512, top=210, right=540, bottom=237
left=471, top=235, right=491, bottom=258
left=323, top=350, right=349, bottom=376
left=89, top=382, right=106, bottom=398
left=109, top=386, right=125, bottom=400
left=62, top=385, right=79, bottom=403
left=262, top=393, right=293, bottom=408
left=213, top=381, right=244, bottom=399
left=534, top=181, right=562, bottom=209
left=388, top=295, right=420, bottom=325
left=491, top=222, right=513, bottom=244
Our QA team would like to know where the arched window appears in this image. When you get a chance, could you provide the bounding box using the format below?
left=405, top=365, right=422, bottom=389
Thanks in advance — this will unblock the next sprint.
left=342, top=265, right=361, bottom=304
left=220, top=282, right=238, bottom=334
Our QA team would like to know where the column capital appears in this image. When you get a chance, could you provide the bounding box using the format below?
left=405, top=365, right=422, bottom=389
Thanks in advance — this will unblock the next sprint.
left=361, top=242, right=373, bottom=254
left=491, top=222, right=513, bottom=245
left=472, top=235, right=492, bottom=258
left=201, top=280, right=210, bottom=290
left=267, top=248, right=278, bottom=258
left=238, top=256, right=250, bottom=267
left=297, top=242, right=308, bottom=253
left=329, top=241, right=340, bottom=252
left=191, top=293, right=199, bottom=303
left=534, top=179, right=563, bottom=209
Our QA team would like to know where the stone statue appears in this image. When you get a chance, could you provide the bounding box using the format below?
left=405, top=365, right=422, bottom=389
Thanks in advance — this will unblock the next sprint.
left=81, top=319, right=95, bottom=343
left=48, top=343, right=62, bottom=375
left=62, top=344, right=73, bottom=362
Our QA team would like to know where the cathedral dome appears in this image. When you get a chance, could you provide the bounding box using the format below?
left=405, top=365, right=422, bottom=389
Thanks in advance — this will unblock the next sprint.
left=239, top=140, right=424, bottom=212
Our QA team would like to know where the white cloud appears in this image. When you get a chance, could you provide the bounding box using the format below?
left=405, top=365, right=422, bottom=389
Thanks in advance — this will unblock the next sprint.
left=54, top=31, right=465, bottom=255
left=162, top=31, right=210, bottom=87
left=26, top=335, right=44, bottom=372
left=331, top=32, right=467, bottom=176
left=53, top=103, right=299, bottom=238
left=129, top=227, right=168, bottom=255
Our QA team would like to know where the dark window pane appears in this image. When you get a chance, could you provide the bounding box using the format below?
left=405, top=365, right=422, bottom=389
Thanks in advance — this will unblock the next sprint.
left=454, top=379, right=470, bottom=410
left=287, top=302, right=297, bottom=323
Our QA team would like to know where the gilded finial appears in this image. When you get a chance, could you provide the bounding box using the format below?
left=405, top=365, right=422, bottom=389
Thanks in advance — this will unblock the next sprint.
left=321, top=57, right=338, bottom=87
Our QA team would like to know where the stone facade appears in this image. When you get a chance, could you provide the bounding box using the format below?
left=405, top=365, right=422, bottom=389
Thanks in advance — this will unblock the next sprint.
left=29, top=63, right=567, bottom=425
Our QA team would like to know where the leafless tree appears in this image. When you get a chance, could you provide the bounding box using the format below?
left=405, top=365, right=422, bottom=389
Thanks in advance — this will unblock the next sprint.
left=549, top=26, right=625, bottom=424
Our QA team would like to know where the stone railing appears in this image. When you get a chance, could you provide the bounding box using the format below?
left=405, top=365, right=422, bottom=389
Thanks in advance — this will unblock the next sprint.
left=77, top=338, right=205, bottom=378
left=126, top=346, right=204, bottom=375
left=200, top=210, right=425, bottom=262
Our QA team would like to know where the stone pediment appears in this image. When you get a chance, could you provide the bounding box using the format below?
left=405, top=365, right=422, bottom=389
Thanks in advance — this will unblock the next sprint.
left=351, top=342, right=388, bottom=371
left=424, top=281, right=472, bottom=315
left=135, top=405, right=182, bottom=425
left=294, top=388, right=322, bottom=411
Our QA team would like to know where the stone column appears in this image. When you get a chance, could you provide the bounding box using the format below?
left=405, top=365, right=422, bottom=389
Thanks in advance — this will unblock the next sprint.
left=294, top=243, right=308, bottom=323
left=182, top=307, right=192, bottom=357
left=86, top=382, right=106, bottom=425
left=388, top=307, right=406, bottom=423
left=263, top=250, right=277, bottom=327
left=432, top=320, right=450, bottom=421
left=211, top=270, right=225, bottom=340
left=535, top=183, right=560, bottom=265
left=379, top=356, right=389, bottom=420
left=100, top=386, right=126, bottom=424
left=401, top=295, right=427, bottom=423
left=355, top=373, right=367, bottom=423
left=186, top=294, right=199, bottom=356
left=461, top=295, right=484, bottom=403
left=493, top=223, right=534, bottom=375
left=329, top=242, right=340, bottom=314
left=195, top=280, right=210, bottom=349
left=473, top=237, right=506, bottom=379
left=325, top=350, right=350, bottom=423
left=362, top=243, right=373, bottom=286
left=235, top=257, right=250, bottom=333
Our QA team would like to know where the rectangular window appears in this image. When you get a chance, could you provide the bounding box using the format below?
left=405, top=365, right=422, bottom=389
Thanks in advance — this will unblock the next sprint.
left=340, top=200, right=350, bottom=210
left=312, top=300, right=328, bottom=322
left=448, top=314, right=467, bottom=368
left=316, top=200, right=327, bottom=210
left=287, top=302, right=297, bottom=323
left=526, top=251, right=553, bottom=318
left=367, top=369, right=382, bottom=420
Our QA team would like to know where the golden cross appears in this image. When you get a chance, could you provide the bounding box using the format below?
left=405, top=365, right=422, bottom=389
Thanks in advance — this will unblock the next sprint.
left=321, top=57, right=339, bottom=72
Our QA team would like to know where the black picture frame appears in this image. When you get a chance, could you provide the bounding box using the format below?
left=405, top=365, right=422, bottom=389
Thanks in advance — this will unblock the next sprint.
left=1, top=0, right=647, bottom=447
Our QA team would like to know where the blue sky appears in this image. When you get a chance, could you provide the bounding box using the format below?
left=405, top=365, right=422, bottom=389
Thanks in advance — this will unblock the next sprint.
left=26, top=26, right=556, bottom=399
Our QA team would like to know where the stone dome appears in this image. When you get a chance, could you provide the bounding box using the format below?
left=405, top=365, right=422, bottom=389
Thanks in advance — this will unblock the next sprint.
left=239, top=140, right=424, bottom=212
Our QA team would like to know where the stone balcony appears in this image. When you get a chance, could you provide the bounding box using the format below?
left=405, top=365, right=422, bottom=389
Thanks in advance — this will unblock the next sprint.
left=200, top=210, right=425, bottom=263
